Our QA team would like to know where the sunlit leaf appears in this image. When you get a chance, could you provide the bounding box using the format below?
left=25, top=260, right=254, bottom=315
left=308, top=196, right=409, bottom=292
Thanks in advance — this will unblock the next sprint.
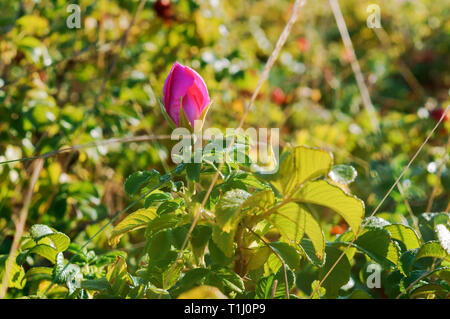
left=269, top=242, right=302, bottom=270
left=124, top=170, right=160, bottom=197
left=273, top=146, right=333, bottom=196
left=177, top=285, right=227, bottom=299
left=109, top=207, right=157, bottom=246
left=106, top=257, right=132, bottom=297
left=29, top=244, right=58, bottom=263
left=416, top=241, right=449, bottom=260
left=29, top=224, right=70, bottom=252
left=247, top=246, right=272, bottom=271
left=385, top=224, right=421, bottom=250
left=241, top=189, right=275, bottom=212
left=0, top=254, right=26, bottom=289
left=80, top=278, right=111, bottom=291
left=215, top=189, right=250, bottom=233
left=270, top=202, right=325, bottom=261
left=293, top=180, right=364, bottom=235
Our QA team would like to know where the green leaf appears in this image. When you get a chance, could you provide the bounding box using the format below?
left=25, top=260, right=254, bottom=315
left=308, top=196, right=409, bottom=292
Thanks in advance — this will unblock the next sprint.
left=211, top=226, right=235, bottom=258
left=25, top=267, right=53, bottom=281
left=400, top=241, right=449, bottom=276
left=241, top=189, right=275, bottom=211
left=124, top=170, right=160, bottom=197
left=269, top=242, right=302, bottom=270
left=170, top=268, right=210, bottom=297
left=436, top=267, right=450, bottom=283
left=191, top=225, right=212, bottom=249
left=215, top=189, right=251, bottom=233
left=208, top=239, right=234, bottom=266
left=144, top=191, right=171, bottom=208
left=147, top=229, right=173, bottom=262
left=299, top=238, right=326, bottom=267
left=310, top=280, right=326, bottom=299
left=137, top=257, right=183, bottom=291
left=255, top=274, right=276, bottom=299
left=186, top=163, right=201, bottom=182
left=53, top=254, right=81, bottom=295
left=328, top=164, right=357, bottom=185
left=293, top=180, right=364, bottom=235
left=269, top=202, right=303, bottom=243
left=265, top=253, right=282, bottom=273
left=274, top=146, right=333, bottom=196
left=399, top=249, right=418, bottom=275
left=207, top=266, right=245, bottom=294
left=29, top=224, right=70, bottom=252
left=0, top=254, right=26, bottom=289
left=270, top=202, right=325, bottom=261
left=385, top=224, right=421, bottom=250
left=80, top=278, right=111, bottom=291
left=162, top=259, right=185, bottom=290
left=318, top=246, right=351, bottom=298
left=385, top=270, right=404, bottom=298
left=400, top=267, right=450, bottom=297
left=410, top=283, right=448, bottom=299
left=169, top=227, right=189, bottom=251
left=230, top=173, right=269, bottom=190
left=177, top=285, right=227, bottom=299
left=145, top=213, right=181, bottom=238
left=354, top=228, right=400, bottom=268
left=420, top=212, right=449, bottom=228
left=416, top=241, right=449, bottom=260
left=30, top=224, right=54, bottom=240
left=95, top=251, right=127, bottom=268
left=336, top=227, right=399, bottom=268
left=29, top=244, right=58, bottom=263
left=156, top=200, right=180, bottom=215
left=106, top=257, right=132, bottom=297
left=255, top=266, right=295, bottom=299
left=191, top=225, right=212, bottom=259
left=364, top=216, right=391, bottom=228
left=109, top=207, right=157, bottom=246
left=247, top=246, right=272, bottom=271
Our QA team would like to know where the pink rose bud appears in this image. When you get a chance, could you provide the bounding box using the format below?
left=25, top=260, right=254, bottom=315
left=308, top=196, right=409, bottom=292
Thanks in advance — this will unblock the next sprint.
left=162, top=61, right=210, bottom=127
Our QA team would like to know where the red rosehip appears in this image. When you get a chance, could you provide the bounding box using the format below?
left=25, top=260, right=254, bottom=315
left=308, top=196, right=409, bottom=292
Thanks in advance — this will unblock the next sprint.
left=341, top=49, right=353, bottom=64
left=154, top=0, right=173, bottom=21
left=297, top=37, right=310, bottom=53
left=271, top=87, right=286, bottom=106
left=430, top=108, right=448, bottom=122
left=330, top=225, right=346, bottom=236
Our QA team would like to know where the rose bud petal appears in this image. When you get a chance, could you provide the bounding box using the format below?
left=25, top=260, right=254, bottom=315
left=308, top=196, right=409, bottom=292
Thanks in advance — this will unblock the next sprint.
left=162, top=62, right=210, bottom=127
